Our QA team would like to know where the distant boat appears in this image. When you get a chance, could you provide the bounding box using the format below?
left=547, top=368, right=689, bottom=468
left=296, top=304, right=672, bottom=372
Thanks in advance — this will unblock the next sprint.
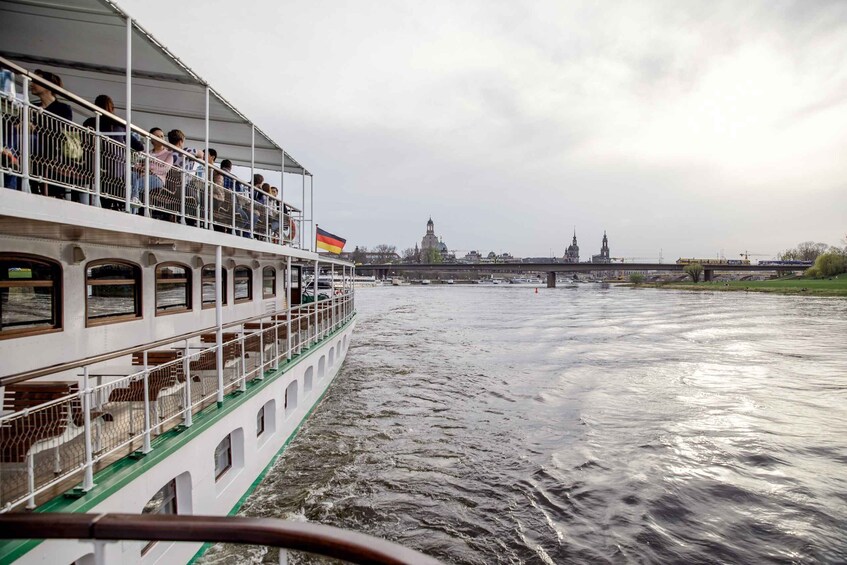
left=446, top=279, right=454, bottom=285
left=421, top=279, right=431, bottom=285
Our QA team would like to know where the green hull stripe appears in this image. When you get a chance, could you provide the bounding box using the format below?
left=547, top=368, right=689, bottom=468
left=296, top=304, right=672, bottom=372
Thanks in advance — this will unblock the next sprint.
left=0, top=315, right=355, bottom=565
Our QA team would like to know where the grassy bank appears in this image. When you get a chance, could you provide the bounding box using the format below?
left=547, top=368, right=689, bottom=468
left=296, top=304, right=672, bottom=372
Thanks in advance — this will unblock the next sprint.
left=644, top=275, right=847, bottom=296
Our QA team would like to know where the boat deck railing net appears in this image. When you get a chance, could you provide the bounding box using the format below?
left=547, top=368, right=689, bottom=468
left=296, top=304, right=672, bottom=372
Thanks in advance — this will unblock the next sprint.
left=0, top=60, right=301, bottom=246
left=0, top=512, right=442, bottom=565
left=0, top=294, right=354, bottom=513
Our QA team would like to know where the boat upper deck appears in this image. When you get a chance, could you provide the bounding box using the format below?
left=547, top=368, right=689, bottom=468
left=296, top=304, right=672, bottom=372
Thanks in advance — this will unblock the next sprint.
left=0, top=0, right=319, bottom=253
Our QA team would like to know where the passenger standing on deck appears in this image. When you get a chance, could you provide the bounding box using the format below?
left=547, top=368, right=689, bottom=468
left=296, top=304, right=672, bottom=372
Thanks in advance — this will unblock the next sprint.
left=83, top=94, right=143, bottom=204
left=29, top=69, right=73, bottom=199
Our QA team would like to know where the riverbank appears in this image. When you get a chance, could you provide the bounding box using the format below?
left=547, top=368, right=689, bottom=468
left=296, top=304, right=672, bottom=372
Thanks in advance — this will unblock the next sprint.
left=637, top=275, right=847, bottom=296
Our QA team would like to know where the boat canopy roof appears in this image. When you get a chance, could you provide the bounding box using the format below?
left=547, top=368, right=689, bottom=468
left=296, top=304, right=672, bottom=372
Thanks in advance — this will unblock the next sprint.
left=0, top=0, right=309, bottom=175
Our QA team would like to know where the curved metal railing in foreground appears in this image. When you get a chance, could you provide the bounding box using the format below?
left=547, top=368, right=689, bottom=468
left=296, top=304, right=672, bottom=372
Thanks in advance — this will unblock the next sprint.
left=0, top=512, right=442, bottom=565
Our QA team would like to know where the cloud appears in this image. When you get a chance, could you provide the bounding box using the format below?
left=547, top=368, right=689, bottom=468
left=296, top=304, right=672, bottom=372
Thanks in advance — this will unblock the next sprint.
left=124, top=0, right=847, bottom=258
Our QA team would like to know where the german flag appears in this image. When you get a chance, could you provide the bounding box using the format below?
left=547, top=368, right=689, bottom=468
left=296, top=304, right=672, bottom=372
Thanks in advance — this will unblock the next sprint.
left=316, top=227, right=346, bottom=254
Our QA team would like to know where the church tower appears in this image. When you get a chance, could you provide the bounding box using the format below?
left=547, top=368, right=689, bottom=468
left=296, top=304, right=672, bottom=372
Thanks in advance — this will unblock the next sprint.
left=601, top=231, right=609, bottom=261
left=564, top=229, right=580, bottom=263
left=421, top=217, right=440, bottom=253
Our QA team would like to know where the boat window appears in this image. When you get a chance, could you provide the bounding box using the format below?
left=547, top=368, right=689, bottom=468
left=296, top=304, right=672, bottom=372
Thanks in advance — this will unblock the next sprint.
left=0, top=253, right=62, bottom=339
left=85, top=260, right=141, bottom=325
left=201, top=265, right=228, bottom=308
left=262, top=266, right=276, bottom=298
left=234, top=266, right=252, bottom=302
left=141, top=478, right=177, bottom=554
left=214, top=434, right=232, bottom=480
left=155, top=263, right=192, bottom=314
left=256, top=405, right=265, bottom=437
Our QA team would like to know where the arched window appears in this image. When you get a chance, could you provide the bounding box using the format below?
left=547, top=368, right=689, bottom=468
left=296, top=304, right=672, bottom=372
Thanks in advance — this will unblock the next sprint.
left=262, top=266, right=276, bottom=298
left=234, top=266, right=252, bottom=303
left=0, top=253, right=62, bottom=338
left=201, top=265, right=227, bottom=308
left=85, top=260, right=141, bottom=325
left=155, top=263, right=192, bottom=314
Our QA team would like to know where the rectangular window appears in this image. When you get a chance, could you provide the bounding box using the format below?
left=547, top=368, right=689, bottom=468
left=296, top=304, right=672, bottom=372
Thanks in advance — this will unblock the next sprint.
left=141, top=478, right=177, bottom=554
left=262, top=267, right=276, bottom=298
left=202, top=266, right=227, bottom=308
left=156, top=263, right=192, bottom=314
left=214, top=434, right=232, bottom=480
left=257, top=406, right=265, bottom=437
left=234, top=267, right=252, bottom=302
left=86, top=261, right=141, bottom=325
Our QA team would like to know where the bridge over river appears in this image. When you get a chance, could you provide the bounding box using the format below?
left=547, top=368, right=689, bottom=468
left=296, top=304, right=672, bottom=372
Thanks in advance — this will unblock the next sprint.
left=356, top=262, right=805, bottom=287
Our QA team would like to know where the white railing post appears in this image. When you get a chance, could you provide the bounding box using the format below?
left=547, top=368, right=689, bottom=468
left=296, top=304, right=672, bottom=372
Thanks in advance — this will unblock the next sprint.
left=239, top=328, right=247, bottom=392
left=142, top=350, right=151, bottom=454
left=183, top=340, right=193, bottom=427
left=231, top=188, right=236, bottom=233
left=286, top=257, right=292, bottom=360
left=82, top=367, right=96, bottom=491
left=21, top=75, right=30, bottom=193
left=124, top=16, right=133, bottom=212
left=179, top=165, right=186, bottom=224
left=258, top=319, right=265, bottom=380
left=143, top=136, right=150, bottom=216
left=313, top=260, right=319, bottom=345
left=274, top=317, right=279, bottom=370
left=215, top=245, right=224, bottom=405
left=93, top=114, right=101, bottom=207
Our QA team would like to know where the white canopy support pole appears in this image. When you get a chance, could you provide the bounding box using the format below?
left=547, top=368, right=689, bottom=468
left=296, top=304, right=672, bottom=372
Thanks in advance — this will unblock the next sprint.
left=313, top=260, right=319, bottom=344
left=215, top=245, right=224, bottom=406
left=124, top=16, right=133, bottom=212
left=250, top=125, right=255, bottom=238
left=93, top=113, right=101, bottom=207
left=21, top=75, right=30, bottom=193
left=301, top=171, right=305, bottom=249
left=310, top=175, right=315, bottom=252
left=279, top=149, right=291, bottom=245
left=204, top=85, right=211, bottom=229
left=286, top=256, right=292, bottom=361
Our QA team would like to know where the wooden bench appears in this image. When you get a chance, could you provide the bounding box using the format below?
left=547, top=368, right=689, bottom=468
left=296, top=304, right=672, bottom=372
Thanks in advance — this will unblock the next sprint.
left=1, top=382, right=79, bottom=466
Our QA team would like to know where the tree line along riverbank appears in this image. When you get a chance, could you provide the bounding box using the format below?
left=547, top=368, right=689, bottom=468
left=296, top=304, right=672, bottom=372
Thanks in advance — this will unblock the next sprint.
left=634, top=275, right=847, bottom=297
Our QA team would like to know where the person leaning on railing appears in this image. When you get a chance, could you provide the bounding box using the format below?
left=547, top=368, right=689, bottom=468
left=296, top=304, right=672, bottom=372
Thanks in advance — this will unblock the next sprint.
left=131, top=127, right=172, bottom=209
left=29, top=69, right=74, bottom=199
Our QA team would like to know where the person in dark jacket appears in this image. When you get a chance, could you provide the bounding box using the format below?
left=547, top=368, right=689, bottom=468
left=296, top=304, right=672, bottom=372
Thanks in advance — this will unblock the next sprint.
left=29, top=69, right=74, bottom=198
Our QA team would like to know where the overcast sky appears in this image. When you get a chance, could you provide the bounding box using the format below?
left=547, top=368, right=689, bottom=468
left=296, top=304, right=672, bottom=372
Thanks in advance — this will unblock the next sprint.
left=123, top=0, right=847, bottom=260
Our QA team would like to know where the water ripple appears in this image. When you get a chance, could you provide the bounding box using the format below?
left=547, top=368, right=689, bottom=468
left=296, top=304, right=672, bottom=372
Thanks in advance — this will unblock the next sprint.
left=202, top=286, right=847, bottom=564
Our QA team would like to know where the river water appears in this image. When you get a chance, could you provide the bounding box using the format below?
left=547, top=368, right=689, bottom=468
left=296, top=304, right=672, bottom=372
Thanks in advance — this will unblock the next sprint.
left=204, top=284, right=847, bottom=564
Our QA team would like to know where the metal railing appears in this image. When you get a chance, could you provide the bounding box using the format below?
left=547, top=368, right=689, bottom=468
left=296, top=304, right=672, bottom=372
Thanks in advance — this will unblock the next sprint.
left=0, top=512, right=441, bottom=564
left=0, top=59, right=300, bottom=244
left=0, top=294, right=354, bottom=513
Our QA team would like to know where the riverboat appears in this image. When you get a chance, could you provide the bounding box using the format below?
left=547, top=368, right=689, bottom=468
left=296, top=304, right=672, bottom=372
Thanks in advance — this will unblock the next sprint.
left=0, top=2, right=357, bottom=564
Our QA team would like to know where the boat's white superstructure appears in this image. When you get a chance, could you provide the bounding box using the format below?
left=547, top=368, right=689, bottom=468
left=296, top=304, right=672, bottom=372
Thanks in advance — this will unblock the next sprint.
left=0, top=2, right=356, bottom=563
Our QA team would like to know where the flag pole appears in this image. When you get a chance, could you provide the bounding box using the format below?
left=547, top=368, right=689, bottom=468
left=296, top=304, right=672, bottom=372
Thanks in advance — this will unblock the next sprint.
left=315, top=223, right=319, bottom=254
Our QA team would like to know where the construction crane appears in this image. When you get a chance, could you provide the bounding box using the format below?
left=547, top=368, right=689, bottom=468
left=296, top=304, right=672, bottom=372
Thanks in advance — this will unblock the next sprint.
left=740, top=251, right=770, bottom=261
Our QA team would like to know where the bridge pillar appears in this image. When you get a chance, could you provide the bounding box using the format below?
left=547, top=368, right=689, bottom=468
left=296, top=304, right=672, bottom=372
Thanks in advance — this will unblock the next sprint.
left=704, top=269, right=713, bottom=282
left=547, top=272, right=556, bottom=288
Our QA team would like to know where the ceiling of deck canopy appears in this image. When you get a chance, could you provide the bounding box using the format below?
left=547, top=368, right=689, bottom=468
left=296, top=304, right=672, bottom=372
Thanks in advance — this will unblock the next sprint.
left=0, top=0, right=309, bottom=174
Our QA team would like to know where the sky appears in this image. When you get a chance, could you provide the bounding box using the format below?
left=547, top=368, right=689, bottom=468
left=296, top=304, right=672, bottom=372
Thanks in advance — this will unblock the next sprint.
left=123, top=0, right=847, bottom=261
